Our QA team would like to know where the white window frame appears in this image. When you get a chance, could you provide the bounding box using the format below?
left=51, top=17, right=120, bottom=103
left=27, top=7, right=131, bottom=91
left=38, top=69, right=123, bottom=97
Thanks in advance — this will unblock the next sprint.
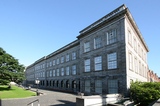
left=84, top=41, right=90, bottom=52
left=107, top=29, right=117, bottom=45
left=94, top=56, right=102, bottom=71
left=94, top=37, right=102, bottom=49
left=84, top=59, right=90, bottom=72
left=107, top=52, right=117, bottom=69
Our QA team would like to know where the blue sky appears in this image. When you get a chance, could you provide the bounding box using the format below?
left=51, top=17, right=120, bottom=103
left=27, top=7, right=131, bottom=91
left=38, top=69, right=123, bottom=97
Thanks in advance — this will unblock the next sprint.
left=0, top=0, right=160, bottom=76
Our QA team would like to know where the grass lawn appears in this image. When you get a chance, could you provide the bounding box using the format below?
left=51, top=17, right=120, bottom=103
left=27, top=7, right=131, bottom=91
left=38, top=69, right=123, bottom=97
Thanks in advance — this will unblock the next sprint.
left=0, top=85, right=36, bottom=99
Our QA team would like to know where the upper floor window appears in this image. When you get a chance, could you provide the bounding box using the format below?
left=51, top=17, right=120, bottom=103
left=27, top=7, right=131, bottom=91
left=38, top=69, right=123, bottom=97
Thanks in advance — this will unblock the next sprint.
left=94, top=37, right=102, bottom=49
left=61, top=68, right=64, bottom=76
left=57, top=69, right=59, bottom=76
left=128, top=30, right=132, bottom=45
left=57, top=58, right=59, bottom=65
left=50, top=61, right=52, bottom=67
left=53, top=70, right=56, bottom=76
left=84, top=59, right=90, bottom=72
left=50, top=70, right=52, bottom=77
left=84, top=41, right=90, bottom=52
left=107, top=52, right=117, bottom=69
left=107, top=29, right=117, bottom=45
left=72, top=65, right=76, bottom=75
left=66, top=66, right=70, bottom=75
left=72, top=52, right=76, bottom=60
left=53, top=60, right=56, bottom=66
left=61, top=56, right=64, bottom=63
left=94, top=56, right=102, bottom=71
left=129, top=53, right=133, bottom=70
left=66, top=54, right=70, bottom=62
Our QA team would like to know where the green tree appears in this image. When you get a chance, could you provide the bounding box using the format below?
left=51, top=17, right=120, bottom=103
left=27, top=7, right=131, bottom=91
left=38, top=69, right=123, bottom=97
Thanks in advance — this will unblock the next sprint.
left=0, top=47, right=25, bottom=85
left=130, top=81, right=160, bottom=106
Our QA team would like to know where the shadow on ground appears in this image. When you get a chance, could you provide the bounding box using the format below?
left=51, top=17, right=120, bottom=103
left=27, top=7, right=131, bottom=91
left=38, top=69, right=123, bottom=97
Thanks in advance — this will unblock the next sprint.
left=49, top=100, right=76, bottom=106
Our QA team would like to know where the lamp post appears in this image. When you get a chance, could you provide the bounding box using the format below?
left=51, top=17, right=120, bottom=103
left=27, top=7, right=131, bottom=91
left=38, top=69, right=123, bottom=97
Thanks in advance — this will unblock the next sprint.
left=35, top=78, right=40, bottom=96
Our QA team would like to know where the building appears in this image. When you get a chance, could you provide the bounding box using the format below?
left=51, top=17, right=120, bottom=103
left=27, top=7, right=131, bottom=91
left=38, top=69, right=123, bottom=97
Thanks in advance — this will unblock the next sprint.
left=25, top=4, right=149, bottom=96
left=148, top=70, right=160, bottom=82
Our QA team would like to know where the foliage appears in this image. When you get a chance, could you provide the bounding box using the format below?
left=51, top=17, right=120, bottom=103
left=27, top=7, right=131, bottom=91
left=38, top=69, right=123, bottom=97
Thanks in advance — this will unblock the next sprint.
left=0, top=47, right=25, bottom=85
left=130, top=81, right=160, bottom=106
left=0, top=85, right=36, bottom=99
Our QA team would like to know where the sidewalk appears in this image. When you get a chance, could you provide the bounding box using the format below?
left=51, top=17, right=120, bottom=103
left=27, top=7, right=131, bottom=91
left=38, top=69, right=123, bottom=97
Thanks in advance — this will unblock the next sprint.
left=1, top=88, right=77, bottom=106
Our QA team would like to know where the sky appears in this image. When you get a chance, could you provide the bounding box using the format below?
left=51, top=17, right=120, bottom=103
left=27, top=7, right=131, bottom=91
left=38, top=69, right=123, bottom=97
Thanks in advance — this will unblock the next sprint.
left=0, top=0, right=160, bottom=76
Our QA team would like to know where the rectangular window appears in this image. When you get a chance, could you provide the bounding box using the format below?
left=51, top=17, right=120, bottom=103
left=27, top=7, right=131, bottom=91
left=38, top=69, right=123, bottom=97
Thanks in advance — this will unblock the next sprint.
left=50, top=61, right=52, bottom=67
left=61, top=68, right=64, bottom=76
left=57, top=69, right=59, bottom=76
left=94, top=56, right=102, bottom=71
left=66, top=54, right=70, bottom=62
left=107, top=29, right=117, bottom=45
left=84, top=41, right=90, bottom=52
left=134, top=57, right=138, bottom=73
left=61, top=56, right=64, bottom=63
left=72, top=65, right=76, bottom=75
left=108, top=52, right=117, bottom=69
left=57, top=58, right=59, bottom=65
left=66, top=66, right=70, bottom=75
left=94, top=37, right=102, bottom=49
left=134, top=38, right=137, bottom=52
left=108, top=80, right=118, bottom=94
left=129, top=53, right=133, bottom=70
left=95, top=80, right=102, bottom=94
left=53, top=70, right=55, bottom=76
left=53, top=60, right=56, bottom=66
left=50, top=70, right=52, bottom=77
left=72, top=52, right=76, bottom=60
left=84, top=59, right=90, bottom=72
left=128, top=30, right=132, bottom=45
left=85, top=80, right=90, bottom=92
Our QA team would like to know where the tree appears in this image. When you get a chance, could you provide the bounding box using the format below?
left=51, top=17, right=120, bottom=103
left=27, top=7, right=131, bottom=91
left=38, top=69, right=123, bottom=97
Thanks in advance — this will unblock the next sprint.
left=130, top=81, right=160, bottom=106
left=0, top=47, right=25, bottom=85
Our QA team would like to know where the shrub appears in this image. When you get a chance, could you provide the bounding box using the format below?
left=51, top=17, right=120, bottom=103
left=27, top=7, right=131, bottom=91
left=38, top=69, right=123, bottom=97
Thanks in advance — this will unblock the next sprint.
left=130, top=81, right=160, bottom=106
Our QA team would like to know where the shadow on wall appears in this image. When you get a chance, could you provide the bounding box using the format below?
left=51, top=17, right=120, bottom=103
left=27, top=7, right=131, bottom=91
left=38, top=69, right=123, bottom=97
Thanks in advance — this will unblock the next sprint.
left=49, top=100, right=76, bottom=106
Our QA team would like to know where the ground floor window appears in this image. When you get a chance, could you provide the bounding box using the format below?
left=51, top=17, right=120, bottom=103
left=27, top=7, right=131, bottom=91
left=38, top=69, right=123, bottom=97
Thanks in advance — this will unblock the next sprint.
left=108, top=79, right=118, bottom=94
left=95, top=80, right=102, bottom=94
left=85, top=80, right=90, bottom=92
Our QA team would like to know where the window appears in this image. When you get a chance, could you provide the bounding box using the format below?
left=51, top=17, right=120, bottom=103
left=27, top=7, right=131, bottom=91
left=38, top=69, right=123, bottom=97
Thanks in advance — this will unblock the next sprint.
left=53, top=60, right=56, bottom=66
left=50, top=61, right=52, bottom=67
left=84, top=59, right=90, bottom=72
left=94, top=56, right=102, bottom=71
left=61, top=56, right=64, bottom=63
left=107, top=52, right=117, bottom=69
left=61, top=68, right=64, bottom=76
left=94, top=37, right=102, bottom=49
left=72, top=65, right=76, bottom=75
left=72, top=52, right=76, bottom=60
left=129, top=53, right=133, bottom=70
left=84, top=41, right=90, bottom=52
left=107, top=29, right=117, bottom=45
left=128, top=30, right=132, bottom=45
left=66, top=54, right=70, bottom=62
left=43, top=64, right=45, bottom=68
left=66, top=66, right=70, bottom=75
left=57, top=58, right=59, bottom=65
left=95, top=80, right=102, bottom=94
left=53, top=70, right=55, bottom=76
left=108, top=80, right=118, bottom=94
left=57, top=69, right=59, bottom=76
left=134, top=38, right=137, bottom=52
left=50, top=70, right=52, bottom=77
left=134, top=57, right=138, bottom=73
left=85, top=80, right=90, bottom=92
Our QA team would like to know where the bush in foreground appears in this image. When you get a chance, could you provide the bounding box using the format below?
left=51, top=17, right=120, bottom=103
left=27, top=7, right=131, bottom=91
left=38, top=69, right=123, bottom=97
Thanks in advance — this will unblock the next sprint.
left=130, top=81, right=160, bottom=106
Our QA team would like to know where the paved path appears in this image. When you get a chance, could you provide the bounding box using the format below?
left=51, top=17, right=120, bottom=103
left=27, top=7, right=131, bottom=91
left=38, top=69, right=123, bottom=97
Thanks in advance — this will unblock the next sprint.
left=1, top=88, right=77, bottom=106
